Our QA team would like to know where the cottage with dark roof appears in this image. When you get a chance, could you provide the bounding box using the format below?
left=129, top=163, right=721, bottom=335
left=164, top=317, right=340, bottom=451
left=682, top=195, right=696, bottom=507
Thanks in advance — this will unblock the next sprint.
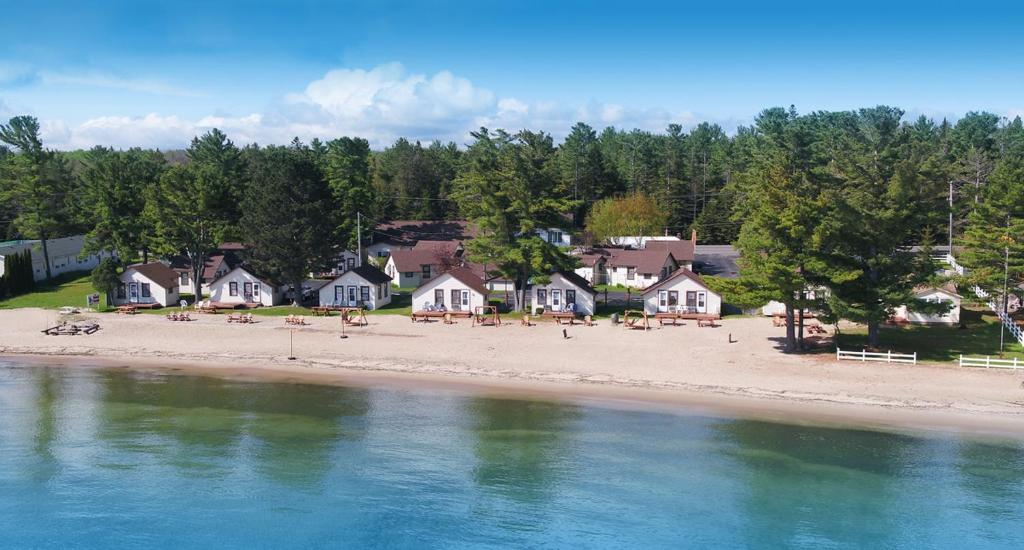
left=530, top=271, right=598, bottom=315
left=412, top=267, right=489, bottom=313
left=606, top=248, right=680, bottom=289
left=208, top=266, right=284, bottom=306
left=641, top=268, right=722, bottom=318
left=318, top=265, right=393, bottom=310
left=113, top=262, right=181, bottom=307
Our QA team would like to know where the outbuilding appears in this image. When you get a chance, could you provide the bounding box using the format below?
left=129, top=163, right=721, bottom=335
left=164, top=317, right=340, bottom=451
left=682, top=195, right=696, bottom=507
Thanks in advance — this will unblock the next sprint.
left=894, top=283, right=961, bottom=325
left=318, top=265, right=393, bottom=310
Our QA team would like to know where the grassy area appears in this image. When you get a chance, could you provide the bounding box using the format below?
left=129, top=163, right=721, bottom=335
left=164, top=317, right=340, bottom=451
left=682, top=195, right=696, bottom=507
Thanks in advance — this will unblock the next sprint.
left=835, top=307, right=1024, bottom=363
left=0, top=272, right=108, bottom=310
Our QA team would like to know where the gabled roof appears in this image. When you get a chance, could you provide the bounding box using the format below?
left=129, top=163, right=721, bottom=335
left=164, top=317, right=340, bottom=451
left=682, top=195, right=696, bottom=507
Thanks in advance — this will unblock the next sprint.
left=641, top=267, right=714, bottom=295
left=412, top=239, right=463, bottom=252
left=644, top=239, right=695, bottom=262
left=607, top=249, right=677, bottom=274
left=124, top=262, right=179, bottom=290
left=328, top=265, right=392, bottom=286
left=553, top=270, right=596, bottom=295
left=416, top=267, right=489, bottom=296
left=389, top=249, right=448, bottom=272
left=914, top=282, right=961, bottom=298
left=167, top=251, right=242, bottom=282
left=209, top=265, right=281, bottom=288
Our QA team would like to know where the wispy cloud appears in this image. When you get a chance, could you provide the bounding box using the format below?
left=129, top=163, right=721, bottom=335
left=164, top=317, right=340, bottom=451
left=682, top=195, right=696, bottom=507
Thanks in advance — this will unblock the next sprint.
left=37, top=70, right=206, bottom=97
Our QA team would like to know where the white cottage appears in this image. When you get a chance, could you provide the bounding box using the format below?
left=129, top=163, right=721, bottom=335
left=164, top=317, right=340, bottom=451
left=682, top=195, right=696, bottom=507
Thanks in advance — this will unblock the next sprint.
left=642, top=268, right=722, bottom=317
left=208, top=266, right=283, bottom=307
left=894, top=284, right=961, bottom=325
left=606, top=249, right=679, bottom=289
left=318, top=265, right=393, bottom=310
left=531, top=271, right=598, bottom=315
left=113, top=263, right=180, bottom=307
left=412, top=267, right=489, bottom=313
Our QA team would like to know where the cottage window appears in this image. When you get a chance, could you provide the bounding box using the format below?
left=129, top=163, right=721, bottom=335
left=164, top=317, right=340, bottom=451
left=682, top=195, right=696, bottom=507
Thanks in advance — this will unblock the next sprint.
left=404, top=272, right=415, bottom=278
left=627, top=267, right=636, bottom=280
left=116, top=284, right=126, bottom=299
left=434, top=288, right=444, bottom=306
left=360, top=286, right=370, bottom=303
left=548, top=230, right=562, bottom=244
left=179, top=272, right=189, bottom=286
left=141, top=283, right=151, bottom=298
left=347, top=257, right=356, bottom=269
left=644, top=273, right=652, bottom=280
left=384, top=285, right=389, bottom=297
left=377, top=285, right=382, bottom=299
left=421, top=265, right=431, bottom=279
left=229, top=282, right=238, bottom=296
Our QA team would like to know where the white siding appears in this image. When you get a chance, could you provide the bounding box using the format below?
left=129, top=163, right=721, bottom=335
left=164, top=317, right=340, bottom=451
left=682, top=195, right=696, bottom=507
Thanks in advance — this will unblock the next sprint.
left=412, top=274, right=488, bottom=313
left=531, top=273, right=596, bottom=315
left=209, top=268, right=281, bottom=306
left=0, top=235, right=115, bottom=281
left=318, top=272, right=392, bottom=310
left=384, top=256, right=434, bottom=288
left=113, top=268, right=179, bottom=307
left=536, top=228, right=572, bottom=247
left=607, top=256, right=676, bottom=289
left=642, top=276, right=722, bottom=317
left=895, top=289, right=961, bottom=325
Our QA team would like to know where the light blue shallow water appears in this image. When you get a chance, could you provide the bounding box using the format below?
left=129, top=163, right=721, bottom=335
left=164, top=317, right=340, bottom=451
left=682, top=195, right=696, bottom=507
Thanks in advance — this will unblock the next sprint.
left=0, top=361, right=1022, bottom=549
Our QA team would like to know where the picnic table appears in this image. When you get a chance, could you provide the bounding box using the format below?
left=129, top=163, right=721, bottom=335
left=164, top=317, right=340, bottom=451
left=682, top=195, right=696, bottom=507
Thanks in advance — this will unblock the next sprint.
left=541, top=311, right=578, bottom=325
left=655, top=312, right=686, bottom=326
left=116, top=305, right=137, bottom=315
left=311, top=306, right=333, bottom=317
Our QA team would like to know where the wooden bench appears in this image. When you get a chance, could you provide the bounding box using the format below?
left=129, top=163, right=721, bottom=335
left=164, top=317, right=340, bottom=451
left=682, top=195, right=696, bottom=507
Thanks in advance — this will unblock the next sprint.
left=655, top=312, right=685, bottom=326
left=411, top=310, right=472, bottom=322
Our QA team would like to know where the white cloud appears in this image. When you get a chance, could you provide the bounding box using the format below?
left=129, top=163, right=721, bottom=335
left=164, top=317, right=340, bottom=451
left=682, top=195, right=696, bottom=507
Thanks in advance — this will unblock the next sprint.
left=38, top=62, right=716, bottom=150
left=37, top=70, right=205, bottom=97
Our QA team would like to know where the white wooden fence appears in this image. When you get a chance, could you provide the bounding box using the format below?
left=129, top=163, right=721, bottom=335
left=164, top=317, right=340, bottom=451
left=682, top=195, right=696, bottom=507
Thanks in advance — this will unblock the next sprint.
left=836, top=348, right=917, bottom=364
left=958, top=355, right=1024, bottom=369
left=944, top=254, right=1024, bottom=347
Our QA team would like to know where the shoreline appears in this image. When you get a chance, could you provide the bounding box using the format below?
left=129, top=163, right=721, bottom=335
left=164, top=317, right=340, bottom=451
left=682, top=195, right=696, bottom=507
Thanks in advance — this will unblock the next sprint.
left=2, top=308, right=1023, bottom=440
left=5, top=350, right=1024, bottom=441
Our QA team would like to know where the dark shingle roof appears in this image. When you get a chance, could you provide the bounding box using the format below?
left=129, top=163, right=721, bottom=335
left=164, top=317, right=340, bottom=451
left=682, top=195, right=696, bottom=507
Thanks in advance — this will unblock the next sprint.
left=554, top=270, right=596, bottom=295
left=641, top=268, right=712, bottom=294
left=126, top=262, right=179, bottom=290
left=349, top=265, right=392, bottom=285
left=644, top=239, right=695, bottom=262
left=607, top=249, right=677, bottom=274
left=442, top=267, right=490, bottom=296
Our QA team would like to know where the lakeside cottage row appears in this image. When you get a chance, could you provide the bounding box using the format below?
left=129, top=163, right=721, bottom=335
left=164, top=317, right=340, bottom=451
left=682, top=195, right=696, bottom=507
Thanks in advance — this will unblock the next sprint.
left=7, top=220, right=958, bottom=324
left=99, top=219, right=724, bottom=318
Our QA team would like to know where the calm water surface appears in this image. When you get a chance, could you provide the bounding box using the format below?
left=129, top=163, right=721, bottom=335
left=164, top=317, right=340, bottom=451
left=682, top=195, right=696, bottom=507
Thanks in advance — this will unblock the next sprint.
left=1, top=361, right=1023, bottom=549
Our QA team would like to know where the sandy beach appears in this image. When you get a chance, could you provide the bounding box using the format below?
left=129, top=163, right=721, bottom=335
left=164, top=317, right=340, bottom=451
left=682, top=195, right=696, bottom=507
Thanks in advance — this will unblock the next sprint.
left=1, top=308, right=1023, bottom=437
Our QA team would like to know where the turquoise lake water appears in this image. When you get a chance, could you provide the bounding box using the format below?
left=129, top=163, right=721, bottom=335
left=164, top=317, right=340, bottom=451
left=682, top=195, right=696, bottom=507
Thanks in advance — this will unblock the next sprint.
left=1, top=361, right=1023, bottom=549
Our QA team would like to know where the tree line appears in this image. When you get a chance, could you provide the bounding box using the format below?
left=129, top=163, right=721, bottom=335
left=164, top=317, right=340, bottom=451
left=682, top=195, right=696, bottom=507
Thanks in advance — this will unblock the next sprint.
left=1, top=107, right=1022, bottom=341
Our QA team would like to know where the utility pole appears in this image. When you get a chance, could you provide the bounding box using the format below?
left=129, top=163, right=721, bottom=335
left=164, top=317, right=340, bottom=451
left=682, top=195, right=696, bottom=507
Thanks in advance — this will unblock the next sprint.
left=948, top=180, right=954, bottom=253
left=1000, top=230, right=1011, bottom=353
left=356, top=212, right=362, bottom=268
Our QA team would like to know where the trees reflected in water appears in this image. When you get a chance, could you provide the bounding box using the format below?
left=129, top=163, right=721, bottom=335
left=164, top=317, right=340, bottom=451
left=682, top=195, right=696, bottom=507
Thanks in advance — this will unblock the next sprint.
left=94, top=369, right=370, bottom=487
left=467, top=398, right=580, bottom=504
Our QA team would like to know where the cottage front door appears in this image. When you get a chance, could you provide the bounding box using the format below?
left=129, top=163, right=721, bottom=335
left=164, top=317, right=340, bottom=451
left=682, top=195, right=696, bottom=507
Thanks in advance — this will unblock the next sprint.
left=348, top=286, right=357, bottom=306
left=451, top=289, right=462, bottom=311
left=128, top=283, right=139, bottom=304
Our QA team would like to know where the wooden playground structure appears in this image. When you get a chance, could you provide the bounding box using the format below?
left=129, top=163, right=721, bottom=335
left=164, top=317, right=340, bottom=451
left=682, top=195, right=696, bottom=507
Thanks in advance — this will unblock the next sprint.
left=472, top=306, right=502, bottom=327
left=622, top=310, right=650, bottom=330
left=339, top=307, right=368, bottom=327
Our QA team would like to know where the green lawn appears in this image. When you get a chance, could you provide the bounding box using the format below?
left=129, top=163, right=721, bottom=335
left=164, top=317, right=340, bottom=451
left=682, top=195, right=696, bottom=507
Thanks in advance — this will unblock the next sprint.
left=835, top=307, right=1024, bottom=363
left=0, top=272, right=108, bottom=310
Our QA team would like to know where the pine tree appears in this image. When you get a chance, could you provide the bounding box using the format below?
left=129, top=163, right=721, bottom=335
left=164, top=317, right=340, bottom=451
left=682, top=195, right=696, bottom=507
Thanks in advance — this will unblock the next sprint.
left=241, top=143, right=336, bottom=301
left=453, top=129, right=576, bottom=310
left=324, top=137, right=375, bottom=252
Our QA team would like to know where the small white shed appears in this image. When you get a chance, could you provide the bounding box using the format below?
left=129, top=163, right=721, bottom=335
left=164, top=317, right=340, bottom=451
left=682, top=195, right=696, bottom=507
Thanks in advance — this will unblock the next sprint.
left=208, top=266, right=283, bottom=307
left=113, top=263, right=180, bottom=307
left=412, top=267, right=489, bottom=313
left=642, top=268, right=722, bottom=317
left=895, top=284, right=961, bottom=325
left=318, top=265, right=393, bottom=310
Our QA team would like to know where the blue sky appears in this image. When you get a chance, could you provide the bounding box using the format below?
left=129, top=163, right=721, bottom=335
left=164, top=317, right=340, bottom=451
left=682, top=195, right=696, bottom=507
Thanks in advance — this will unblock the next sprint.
left=2, top=0, right=1022, bottom=149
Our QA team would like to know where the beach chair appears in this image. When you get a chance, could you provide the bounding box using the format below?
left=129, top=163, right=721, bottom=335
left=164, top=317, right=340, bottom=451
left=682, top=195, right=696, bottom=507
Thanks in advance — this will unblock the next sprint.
left=521, top=314, right=531, bottom=327
left=584, top=315, right=593, bottom=327
left=443, top=312, right=454, bottom=325
left=226, top=313, right=242, bottom=323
